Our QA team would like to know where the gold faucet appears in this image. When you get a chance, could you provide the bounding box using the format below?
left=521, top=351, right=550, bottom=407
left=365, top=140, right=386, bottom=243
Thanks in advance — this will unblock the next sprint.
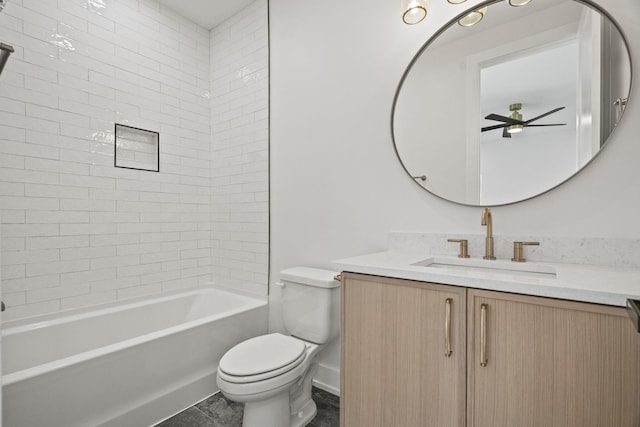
left=481, top=208, right=495, bottom=260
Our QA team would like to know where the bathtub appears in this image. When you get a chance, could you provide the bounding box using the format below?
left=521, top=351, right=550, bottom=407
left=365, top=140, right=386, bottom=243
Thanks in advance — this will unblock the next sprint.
left=2, top=287, right=268, bottom=427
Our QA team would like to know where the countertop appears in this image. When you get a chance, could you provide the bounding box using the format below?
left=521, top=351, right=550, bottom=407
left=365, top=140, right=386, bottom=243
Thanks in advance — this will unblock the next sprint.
left=332, top=251, right=640, bottom=307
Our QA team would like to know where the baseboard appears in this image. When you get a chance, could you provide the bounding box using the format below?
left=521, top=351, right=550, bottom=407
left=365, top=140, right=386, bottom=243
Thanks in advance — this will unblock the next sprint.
left=313, top=363, right=340, bottom=397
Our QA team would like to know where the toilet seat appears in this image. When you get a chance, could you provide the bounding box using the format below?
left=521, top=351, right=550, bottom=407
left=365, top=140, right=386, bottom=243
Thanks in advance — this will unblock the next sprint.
left=218, top=333, right=307, bottom=384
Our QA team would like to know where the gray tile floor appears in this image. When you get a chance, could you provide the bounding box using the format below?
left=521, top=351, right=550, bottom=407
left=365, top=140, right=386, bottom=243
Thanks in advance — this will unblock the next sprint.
left=156, top=387, right=339, bottom=427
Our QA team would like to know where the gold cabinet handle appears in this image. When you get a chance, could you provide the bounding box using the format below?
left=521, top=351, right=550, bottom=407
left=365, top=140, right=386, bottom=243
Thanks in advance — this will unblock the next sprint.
left=444, top=298, right=452, bottom=357
left=480, top=303, right=488, bottom=367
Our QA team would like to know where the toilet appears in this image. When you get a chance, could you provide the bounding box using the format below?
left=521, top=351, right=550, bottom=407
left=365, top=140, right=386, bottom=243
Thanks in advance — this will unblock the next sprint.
left=216, top=267, right=340, bottom=427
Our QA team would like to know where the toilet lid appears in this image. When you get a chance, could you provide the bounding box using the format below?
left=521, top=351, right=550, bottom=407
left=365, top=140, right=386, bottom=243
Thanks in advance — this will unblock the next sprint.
left=219, top=333, right=306, bottom=378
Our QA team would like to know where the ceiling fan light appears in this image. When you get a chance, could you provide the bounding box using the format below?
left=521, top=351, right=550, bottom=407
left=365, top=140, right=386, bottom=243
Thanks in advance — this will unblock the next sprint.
left=447, top=0, right=467, bottom=4
left=507, top=124, right=523, bottom=134
left=509, top=0, right=532, bottom=6
left=458, top=7, right=487, bottom=27
left=402, top=0, right=427, bottom=25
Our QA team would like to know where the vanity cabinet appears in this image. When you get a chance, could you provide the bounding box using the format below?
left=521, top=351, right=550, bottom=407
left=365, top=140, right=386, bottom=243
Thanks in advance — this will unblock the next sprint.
left=341, top=273, right=466, bottom=427
left=341, top=273, right=640, bottom=427
left=467, top=289, right=640, bottom=427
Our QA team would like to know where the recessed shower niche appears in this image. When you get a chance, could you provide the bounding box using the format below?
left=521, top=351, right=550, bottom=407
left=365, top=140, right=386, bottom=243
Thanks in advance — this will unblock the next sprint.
left=114, top=124, right=160, bottom=172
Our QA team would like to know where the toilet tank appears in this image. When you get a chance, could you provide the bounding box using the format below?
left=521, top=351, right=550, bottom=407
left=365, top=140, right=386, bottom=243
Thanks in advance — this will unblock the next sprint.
left=280, top=267, right=341, bottom=344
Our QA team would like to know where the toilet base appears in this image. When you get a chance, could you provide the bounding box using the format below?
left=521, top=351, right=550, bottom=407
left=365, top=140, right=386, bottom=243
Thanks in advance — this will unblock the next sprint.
left=243, top=391, right=290, bottom=427
left=290, top=399, right=317, bottom=427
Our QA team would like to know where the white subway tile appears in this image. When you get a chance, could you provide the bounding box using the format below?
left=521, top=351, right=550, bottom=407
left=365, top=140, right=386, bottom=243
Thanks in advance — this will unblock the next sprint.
left=90, top=276, right=140, bottom=292
left=0, top=153, right=26, bottom=169
left=161, top=278, right=200, bottom=292
left=0, top=139, right=59, bottom=159
left=140, top=251, right=179, bottom=264
left=90, top=211, right=139, bottom=223
left=26, top=210, right=89, bottom=224
left=1, top=237, right=26, bottom=251
left=116, top=283, right=162, bottom=300
left=162, top=259, right=197, bottom=272
left=2, top=249, right=59, bottom=265
left=90, top=188, right=139, bottom=202
left=60, top=174, right=115, bottom=189
left=0, top=182, right=24, bottom=196
left=138, top=232, right=180, bottom=243
left=2, top=291, right=27, bottom=307
left=117, top=262, right=162, bottom=278
left=26, top=259, right=89, bottom=276
left=90, top=233, right=140, bottom=247
left=90, top=255, right=140, bottom=270
left=60, top=245, right=116, bottom=260
left=25, top=76, right=89, bottom=104
left=27, top=235, right=89, bottom=250
left=60, top=223, right=117, bottom=235
left=60, top=198, right=116, bottom=211
left=0, top=110, right=61, bottom=134
left=1, top=264, right=26, bottom=280
left=2, top=223, right=58, bottom=237
left=180, top=248, right=210, bottom=259
left=59, top=74, right=116, bottom=99
left=60, top=267, right=116, bottom=286
left=25, top=183, right=88, bottom=199
left=25, top=157, right=89, bottom=175
left=61, top=291, right=116, bottom=311
left=27, top=104, right=90, bottom=128
left=27, top=283, right=90, bottom=304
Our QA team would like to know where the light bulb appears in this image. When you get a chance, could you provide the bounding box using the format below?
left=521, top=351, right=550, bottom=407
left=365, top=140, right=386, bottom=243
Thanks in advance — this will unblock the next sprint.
left=509, top=0, right=532, bottom=6
left=458, top=7, right=487, bottom=27
left=402, top=0, right=427, bottom=25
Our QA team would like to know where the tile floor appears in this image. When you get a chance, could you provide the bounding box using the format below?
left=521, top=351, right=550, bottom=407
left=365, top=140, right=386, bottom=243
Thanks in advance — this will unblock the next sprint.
left=156, top=387, right=339, bottom=427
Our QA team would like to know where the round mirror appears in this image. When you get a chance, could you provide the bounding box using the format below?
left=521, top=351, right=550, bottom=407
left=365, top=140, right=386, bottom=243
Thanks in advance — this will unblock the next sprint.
left=392, top=0, right=631, bottom=206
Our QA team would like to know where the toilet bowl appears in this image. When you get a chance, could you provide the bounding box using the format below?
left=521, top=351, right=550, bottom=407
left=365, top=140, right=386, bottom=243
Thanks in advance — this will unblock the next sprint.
left=216, top=267, right=340, bottom=427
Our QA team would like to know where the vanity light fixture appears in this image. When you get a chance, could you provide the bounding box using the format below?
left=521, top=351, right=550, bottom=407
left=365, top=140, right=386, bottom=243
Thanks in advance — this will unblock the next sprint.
left=509, top=0, right=532, bottom=6
left=458, top=6, right=487, bottom=27
left=402, top=0, right=428, bottom=25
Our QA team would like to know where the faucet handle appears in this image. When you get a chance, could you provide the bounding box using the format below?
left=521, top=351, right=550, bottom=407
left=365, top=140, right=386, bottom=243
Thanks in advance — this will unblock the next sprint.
left=448, top=239, right=470, bottom=258
left=512, top=241, right=539, bottom=262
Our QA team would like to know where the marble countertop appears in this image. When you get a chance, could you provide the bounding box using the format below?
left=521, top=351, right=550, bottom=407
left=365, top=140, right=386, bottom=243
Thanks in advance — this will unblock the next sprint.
left=332, top=251, right=640, bottom=307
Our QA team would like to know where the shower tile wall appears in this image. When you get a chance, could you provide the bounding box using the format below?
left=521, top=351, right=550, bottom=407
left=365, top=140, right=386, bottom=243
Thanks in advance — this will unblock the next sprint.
left=0, top=0, right=268, bottom=321
left=209, top=0, right=269, bottom=296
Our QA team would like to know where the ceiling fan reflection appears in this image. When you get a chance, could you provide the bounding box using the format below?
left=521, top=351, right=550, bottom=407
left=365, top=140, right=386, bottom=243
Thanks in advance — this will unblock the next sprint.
left=481, top=103, right=566, bottom=138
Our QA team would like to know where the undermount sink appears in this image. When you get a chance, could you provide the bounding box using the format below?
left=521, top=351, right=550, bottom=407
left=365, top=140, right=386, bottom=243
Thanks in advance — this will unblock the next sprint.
left=412, top=257, right=557, bottom=279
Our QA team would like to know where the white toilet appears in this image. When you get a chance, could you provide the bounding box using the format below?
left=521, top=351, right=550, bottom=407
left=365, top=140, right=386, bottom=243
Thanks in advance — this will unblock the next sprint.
left=216, top=267, right=340, bottom=427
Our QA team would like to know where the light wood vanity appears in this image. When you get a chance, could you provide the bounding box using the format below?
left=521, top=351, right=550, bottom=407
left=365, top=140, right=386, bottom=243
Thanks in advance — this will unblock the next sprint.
left=340, top=273, right=640, bottom=427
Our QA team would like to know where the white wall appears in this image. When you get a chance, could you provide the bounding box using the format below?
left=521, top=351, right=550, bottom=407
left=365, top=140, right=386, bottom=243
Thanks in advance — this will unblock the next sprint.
left=210, top=0, right=269, bottom=296
left=269, top=0, right=640, bottom=392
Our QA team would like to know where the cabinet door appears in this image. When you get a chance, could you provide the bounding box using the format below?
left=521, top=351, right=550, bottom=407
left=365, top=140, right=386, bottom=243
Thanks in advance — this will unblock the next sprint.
left=468, top=289, right=640, bottom=427
left=341, top=273, right=466, bottom=427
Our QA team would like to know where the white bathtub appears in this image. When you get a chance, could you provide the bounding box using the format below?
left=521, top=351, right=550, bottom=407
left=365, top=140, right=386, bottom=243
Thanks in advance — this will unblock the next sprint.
left=1, top=287, right=268, bottom=427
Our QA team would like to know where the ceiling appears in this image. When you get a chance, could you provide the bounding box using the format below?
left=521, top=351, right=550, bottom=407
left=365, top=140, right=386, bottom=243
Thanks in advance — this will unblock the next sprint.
left=156, top=0, right=255, bottom=30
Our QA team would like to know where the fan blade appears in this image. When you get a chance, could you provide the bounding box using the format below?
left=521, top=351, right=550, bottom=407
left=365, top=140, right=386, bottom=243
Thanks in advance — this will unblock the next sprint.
left=502, top=127, right=511, bottom=138
left=524, top=107, right=565, bottom=124
left=525, top=123, right=566, bottom=127
left=485, top=113, right=523, bottom=125
left=481, top=123, right=509, bottom=132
